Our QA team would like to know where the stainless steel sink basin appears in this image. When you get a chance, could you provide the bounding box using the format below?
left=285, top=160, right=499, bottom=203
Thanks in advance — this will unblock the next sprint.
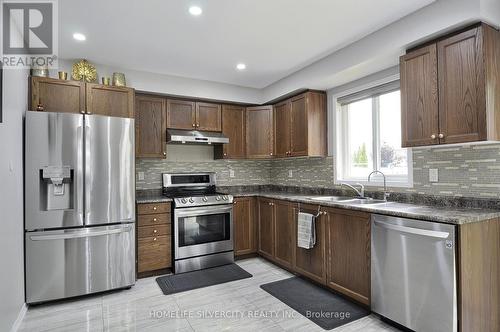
left=308, top=196, right=358, bottom=202
left=348, top=199, right=388, bottom=205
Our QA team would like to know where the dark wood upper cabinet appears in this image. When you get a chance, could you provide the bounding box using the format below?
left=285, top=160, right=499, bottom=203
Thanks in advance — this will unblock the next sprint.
left=258, top=198, right=275, bottom=259
left=135, top=94, right=166, bottom=158
left=400, top=44, right=439, bottom=147
left=326, top=208, right=371, bottom=305
left=273, top=200, right=294, bottom=269
left=401, top=23, right=500, bottom=147
left=30, top=77, right=85, bottom=114
left=215, top=104, right=246, bottom=159
left=195, top=102, right=222, bottom=132
left=293, top=204, right=327, bottom=284
left=86, top=83, right=135, bottom=118
left=274, top=101, right=291, bottom=157
left=437, top=27, right=486, bottom=144
left=233, top=197, right=257, bottom=256
left=167, top=99, right=196, bottom=130
left=272, top=91, right=327, bottom=158
left=246, top=106, right=274, bottom=159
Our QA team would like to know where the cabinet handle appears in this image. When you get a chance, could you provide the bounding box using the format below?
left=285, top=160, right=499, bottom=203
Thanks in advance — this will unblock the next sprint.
left=196, top=123, right=200, bottom=127
left=153, top=218, right=157, bottom=222
left=153, top=206, right=157, bottom=211
left=163, top=152, right=166, bottom=156
left=153, top=229, right=157, bottom=233
left=438, top=133, right=445, bottom=139
left=192, top=123, right=196, bottom=127
left=431, top=134, right=436, bottom=139
left=223, top=153, right=227, bottom=157
left=270, top=153, right=273, bottom=156
left=153, top=237, right=157, bottom=241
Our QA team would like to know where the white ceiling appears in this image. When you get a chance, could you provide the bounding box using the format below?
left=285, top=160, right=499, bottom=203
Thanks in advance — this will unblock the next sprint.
left=59, top=0, right=435, bottom=89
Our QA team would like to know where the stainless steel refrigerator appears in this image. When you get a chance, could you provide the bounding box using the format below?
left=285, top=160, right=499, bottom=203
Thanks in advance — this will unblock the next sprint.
left=25, top=111, right=136, bottom=304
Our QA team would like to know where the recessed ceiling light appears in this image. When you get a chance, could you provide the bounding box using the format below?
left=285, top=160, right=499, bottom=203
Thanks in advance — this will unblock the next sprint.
left=236, top=63, right=246, bottom=71
left=73, top=33, right=86, bottom=41
left=189, top=6, right=202, bottom=16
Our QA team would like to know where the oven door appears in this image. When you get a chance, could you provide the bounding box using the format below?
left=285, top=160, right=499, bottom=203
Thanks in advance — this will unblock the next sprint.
left=174, top=204, right=233, bottom=260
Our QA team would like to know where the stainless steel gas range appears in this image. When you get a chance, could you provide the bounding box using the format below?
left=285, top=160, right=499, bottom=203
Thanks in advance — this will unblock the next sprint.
left=162, top=173, right=234, bottom=273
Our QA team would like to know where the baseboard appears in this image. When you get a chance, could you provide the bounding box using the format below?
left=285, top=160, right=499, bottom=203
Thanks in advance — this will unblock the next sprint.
left=10, top=303, right=27, bottom=332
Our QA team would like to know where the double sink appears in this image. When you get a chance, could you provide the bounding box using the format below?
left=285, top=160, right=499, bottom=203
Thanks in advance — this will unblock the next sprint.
left=307, top=196, right=390, bottom=205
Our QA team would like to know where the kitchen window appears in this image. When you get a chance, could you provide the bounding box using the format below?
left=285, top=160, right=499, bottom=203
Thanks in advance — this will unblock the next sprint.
left=335, top=80, right=412, bottom=187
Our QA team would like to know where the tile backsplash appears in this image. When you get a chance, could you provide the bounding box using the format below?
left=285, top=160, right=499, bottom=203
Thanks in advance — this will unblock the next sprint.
left=137, top=143, right=500, bottom=199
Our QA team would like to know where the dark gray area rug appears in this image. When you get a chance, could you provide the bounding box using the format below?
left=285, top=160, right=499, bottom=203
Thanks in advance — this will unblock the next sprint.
left=156, top=263, right=252, bottom=295
left=260, top=276, right=369, bottom=330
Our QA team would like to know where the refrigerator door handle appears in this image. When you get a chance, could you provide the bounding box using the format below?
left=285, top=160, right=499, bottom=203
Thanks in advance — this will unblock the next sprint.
left=29, top=224, right=133, bottom=241
left=373, top=220, right=450, bottom=239
left=84, top=121, right=91, bottom=222
left=76, top=125, right=84, bottom=222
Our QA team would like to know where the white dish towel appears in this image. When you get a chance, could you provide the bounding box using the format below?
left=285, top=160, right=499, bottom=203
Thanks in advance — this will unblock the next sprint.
left=297, top=212, right=316, bottom=249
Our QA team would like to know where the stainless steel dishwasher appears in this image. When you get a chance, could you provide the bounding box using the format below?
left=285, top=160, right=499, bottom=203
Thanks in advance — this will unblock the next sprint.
left=371, top=214, right=457, bottom=332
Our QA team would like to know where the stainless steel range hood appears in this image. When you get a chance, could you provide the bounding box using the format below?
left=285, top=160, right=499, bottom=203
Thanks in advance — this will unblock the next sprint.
left=167, top=129, right=229, bottom=145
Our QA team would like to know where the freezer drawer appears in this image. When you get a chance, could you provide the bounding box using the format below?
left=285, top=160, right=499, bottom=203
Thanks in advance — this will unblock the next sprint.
left=25, top=224, right=135, bottom=304
left=371, top=214, right=457, bottom=332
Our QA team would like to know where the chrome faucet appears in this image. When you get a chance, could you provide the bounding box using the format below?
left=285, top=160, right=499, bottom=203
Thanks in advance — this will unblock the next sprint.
left=368, top=170, right=389, bottom=201
left=341, top=183, right=365, bottom=198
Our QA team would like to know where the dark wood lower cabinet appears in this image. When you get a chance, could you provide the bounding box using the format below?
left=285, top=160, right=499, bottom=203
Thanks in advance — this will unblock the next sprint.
left=233, top=197, right=257, bottom=256
left=325, top=208, right=371, bottom=305
left=273, top=200, right=294, bottom=269
left=136, top=202, right=172, bottom=276
left=258, top=198, right=275, bottom=259
left=293, top=204, right=327, bottom=284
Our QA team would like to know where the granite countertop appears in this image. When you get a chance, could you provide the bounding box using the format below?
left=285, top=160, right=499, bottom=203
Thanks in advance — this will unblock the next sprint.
left=136, top=189, right=500, bottom=225
left=225, top=192, right=500, bottom=225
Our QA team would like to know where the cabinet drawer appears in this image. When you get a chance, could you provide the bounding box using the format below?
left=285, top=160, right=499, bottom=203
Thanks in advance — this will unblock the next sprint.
left=138, top=224, right=170, bottom=238
left=138, top=213, right=170, bottom=227
left=137, top=202, right=170, bottom=215
left=138, top=236, right=171, bottom=272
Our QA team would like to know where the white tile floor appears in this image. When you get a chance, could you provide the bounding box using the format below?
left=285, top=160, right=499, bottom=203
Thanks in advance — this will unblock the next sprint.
left=19, top=257, right=400, bottom=332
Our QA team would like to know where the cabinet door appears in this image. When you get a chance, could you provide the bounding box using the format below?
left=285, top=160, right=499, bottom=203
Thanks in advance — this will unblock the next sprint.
left=326, top=208, right=371, bottom=305
left=30, top=77, right=85, bottom=114
left=246, top=106, right=274, bottom=159
left=86, top=83, right=135, bottom=118
left=274, top=200, right=294, bottom=268
left=437, top=27, right=486, bottom=144
left=167, top=99, right=196, bottom=130
left=220, top=105, right=246, bottom=158
left=293, top=204, right=327, bottom=284
left=196, top=102, right=222, bottom=131
left=274, top=101, right=291, bottom=157
left=400, top=44, right=439, bottom=147
left=258, top=198, right=275, bottom=259
left=290, top=94, right=308, bottom=156
left=135, top=94, right=166, bottom=158
left=234, top=197, right=256, bottom=256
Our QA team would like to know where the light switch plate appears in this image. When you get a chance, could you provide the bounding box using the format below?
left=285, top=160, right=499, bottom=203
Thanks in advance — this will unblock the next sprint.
left=288, top=170, right=293, bottom=178
left=229, top=169, right=235, bottom=178
left=429, top=168, right=438, bottom=182
left=137, top=172, right=145, bottom=181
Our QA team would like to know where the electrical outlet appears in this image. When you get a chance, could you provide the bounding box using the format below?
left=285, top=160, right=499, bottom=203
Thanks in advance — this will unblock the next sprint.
left=229, top=169, right=235, bottom=178
left=429, top=168, right=438, bottom=182
left=288, top=170, right=293, bottom=178
left=137, top=172, right=145, bottom=181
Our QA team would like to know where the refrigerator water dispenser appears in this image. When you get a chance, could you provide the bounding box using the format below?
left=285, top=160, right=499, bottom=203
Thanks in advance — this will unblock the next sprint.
left=40, top=166, right=73, bottom=210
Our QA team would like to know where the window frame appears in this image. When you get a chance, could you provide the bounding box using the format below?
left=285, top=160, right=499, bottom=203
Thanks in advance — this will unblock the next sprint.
left=334, top=78, right=413, bottom=188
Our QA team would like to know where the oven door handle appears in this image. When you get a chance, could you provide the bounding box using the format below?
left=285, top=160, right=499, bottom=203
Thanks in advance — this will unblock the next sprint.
left=175, top=205, right=233, bottom=217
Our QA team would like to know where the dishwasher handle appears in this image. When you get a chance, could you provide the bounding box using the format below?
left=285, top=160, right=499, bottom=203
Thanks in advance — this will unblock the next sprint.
left=374, top=220, right=450, bottom=239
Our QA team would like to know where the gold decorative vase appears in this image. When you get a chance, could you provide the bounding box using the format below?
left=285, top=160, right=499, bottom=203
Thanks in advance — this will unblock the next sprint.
left=112, top=72, right=126, bottom=87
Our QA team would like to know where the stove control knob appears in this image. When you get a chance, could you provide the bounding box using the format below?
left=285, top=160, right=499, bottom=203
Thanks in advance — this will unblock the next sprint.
left=188, top=197, right=195, bottom=204
left=180, top=198, right=187, bottom=204
left=202, top=196, right=208, bottom=202
left=216, top=196, right=221, bottom=201
left=222, top=195, right=228, bottom=201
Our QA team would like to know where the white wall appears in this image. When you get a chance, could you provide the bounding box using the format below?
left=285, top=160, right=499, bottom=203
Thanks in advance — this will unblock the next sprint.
left=0, top=68, right=29, bottom=331
left=262, top=0, right=482, bottom=102
left=58, top=60, right=263, bottom=104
